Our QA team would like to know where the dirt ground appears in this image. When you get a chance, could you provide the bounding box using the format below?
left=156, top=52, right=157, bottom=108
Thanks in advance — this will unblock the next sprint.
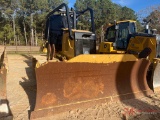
left=6, top=54, right=160, bottom=120
left=7, top=54, right=36, bottom=120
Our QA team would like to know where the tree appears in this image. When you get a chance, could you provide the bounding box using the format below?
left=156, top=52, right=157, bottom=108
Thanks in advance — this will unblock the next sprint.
left=0, top=0, right=68, bottom=45
left=136, top=5, right=160, bottom=33
left=2, top=24, right=14, bottom=45
left=19, top=0, right=68, bottom=46
left=74, top=0, right=137, bottom=37
left=146, top=10, right=160, bottom=33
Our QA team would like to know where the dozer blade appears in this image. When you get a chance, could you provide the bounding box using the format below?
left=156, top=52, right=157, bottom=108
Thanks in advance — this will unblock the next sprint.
left=31, top=58, right=152, bottom=119
left=152, top=61, right=160, bottom=91
left=0, top=51, right=6, bottom=100
left=0, top=50, right=10, bottom=118
left=0, top=64, right=7, bottom=100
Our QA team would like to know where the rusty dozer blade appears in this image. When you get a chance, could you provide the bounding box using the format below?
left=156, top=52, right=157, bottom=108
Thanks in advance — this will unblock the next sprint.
left=0, top=51, right=6, bottom=100
left=0, top=50, right=10, bottom=118
left=31, top=58, right=152, bottom=119
left=0, top=65, right=7, bottom=100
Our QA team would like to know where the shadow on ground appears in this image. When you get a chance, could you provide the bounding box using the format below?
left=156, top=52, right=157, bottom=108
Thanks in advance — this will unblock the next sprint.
left=19, top=54, right=37, bottom=119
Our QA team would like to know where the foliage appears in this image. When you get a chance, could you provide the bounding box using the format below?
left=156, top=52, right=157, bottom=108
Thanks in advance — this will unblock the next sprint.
left=136, top=5, right=160, bottom=33
left=0, top=0, right=149, bottom=45
left=0, top=0, right=68, bottom=45
left=74, top=0, right=137, bottom=36
left=146, top=10, right=160, bottom=33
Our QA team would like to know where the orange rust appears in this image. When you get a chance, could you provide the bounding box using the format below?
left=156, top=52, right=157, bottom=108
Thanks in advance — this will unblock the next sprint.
left=31, top=59, right=153, bottom=119
left=63, top=77, right=104, bottom=100
left=41, top=93, right=57, bottom=106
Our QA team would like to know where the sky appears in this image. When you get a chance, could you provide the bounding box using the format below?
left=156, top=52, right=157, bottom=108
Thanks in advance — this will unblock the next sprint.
left=68, top=0, right=160, bottom=12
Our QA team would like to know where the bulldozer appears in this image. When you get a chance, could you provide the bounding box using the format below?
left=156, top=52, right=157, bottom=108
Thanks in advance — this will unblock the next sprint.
left=98, top=20, right=160, bottom=90
left=31, top=3, right=159, bottom=119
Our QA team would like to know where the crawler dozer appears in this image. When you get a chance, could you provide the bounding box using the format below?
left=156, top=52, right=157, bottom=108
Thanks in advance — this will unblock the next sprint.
left=31, top=3, right=157, bottom=119
left=99, top=20, right=160, bottom=90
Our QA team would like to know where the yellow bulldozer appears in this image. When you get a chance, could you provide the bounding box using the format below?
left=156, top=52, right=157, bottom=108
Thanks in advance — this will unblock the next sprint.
left=31, top=3, right=160, bottom=119
left=99, top=20, right=160, bottom=90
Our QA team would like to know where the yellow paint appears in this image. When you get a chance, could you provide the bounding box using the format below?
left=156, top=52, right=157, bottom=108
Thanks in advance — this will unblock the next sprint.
left=61, top=29, right=94, bottom=59
left=68, top=54, right=138, bottom=63
left=108, top=20, right=136, bottom=27
left=116, top=20, right=136, bottom=24
left=36, top=61, right=41, bottom=68
left=42, top=48, right=47, bottom=53
left=68, top=39, right=73, bottom=49
left=61, top=30, right=75, bottom=59
left=98, top=42, right=125, bottom=53
left=127, top=36, right=157, bottom=62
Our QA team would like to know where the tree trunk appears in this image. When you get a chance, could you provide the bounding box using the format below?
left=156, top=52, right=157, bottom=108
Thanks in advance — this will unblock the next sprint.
left=31, top=13, right=34, bottom=46
left=13, top=16, right=16, bottom=45
left=35, top=28, right=37, bottom=46
left=41, top=31, right=43, bottom=41
left=16, top=35, right=17, bottom=46
left=31, top=29, right=34, bottom=46
left=23, top=21, right=28, bottom=46
left=9, top=39, right=11, bottom=45
left=101, top=25, right=104, bottom=42
left=16, top=35, right=17, bottom=52
left=4, top=36, right=6, bottom=45
left=18, top=35, right=20, bottom=45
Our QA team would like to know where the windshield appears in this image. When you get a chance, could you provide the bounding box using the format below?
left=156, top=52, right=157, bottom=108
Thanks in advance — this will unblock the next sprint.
left=105, top=22, right=136, bottom=42
left=118, top=22, right=129, bottom=40
left=105, top=22, right=136, bottom=49
left=129, top=22, right=136, bottom=33
left=105, top=26, right=116, bottom=42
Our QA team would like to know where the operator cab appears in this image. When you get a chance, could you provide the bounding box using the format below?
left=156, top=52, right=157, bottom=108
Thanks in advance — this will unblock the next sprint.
left=105, top=20, right=136, bottom=50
